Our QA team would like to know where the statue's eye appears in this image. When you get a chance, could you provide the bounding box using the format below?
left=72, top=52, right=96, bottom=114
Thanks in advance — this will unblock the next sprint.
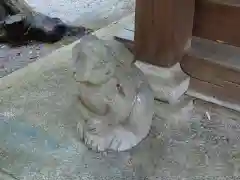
left=116, top=83, right=125, bottom=97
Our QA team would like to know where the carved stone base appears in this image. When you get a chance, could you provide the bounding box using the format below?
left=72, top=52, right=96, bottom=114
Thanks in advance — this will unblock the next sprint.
left=154, top=96, right=194, bottom=125
left=135, top=61, right=190, bottom=104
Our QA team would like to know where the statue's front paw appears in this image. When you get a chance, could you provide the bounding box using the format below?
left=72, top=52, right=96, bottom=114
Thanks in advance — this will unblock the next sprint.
left=86, top=118, right=110, bottom=135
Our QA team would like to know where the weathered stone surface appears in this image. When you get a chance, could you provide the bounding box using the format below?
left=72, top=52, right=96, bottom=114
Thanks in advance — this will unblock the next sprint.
left=72, top=35, right=154, bottom=152
left=154, top=96, right=194, bottom=125
left=2, top=15, right=240, bottom=177
left=135, top=61, right=190, bottom=104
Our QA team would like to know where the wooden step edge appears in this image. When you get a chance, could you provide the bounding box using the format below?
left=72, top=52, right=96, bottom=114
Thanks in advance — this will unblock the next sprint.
left=187, top=78, right=240, bottom=112
left=182, top=37, right=240, bottom=85
left=181, top=37, right=240, bottom=108
left=189, top=37, right=240, bottom=70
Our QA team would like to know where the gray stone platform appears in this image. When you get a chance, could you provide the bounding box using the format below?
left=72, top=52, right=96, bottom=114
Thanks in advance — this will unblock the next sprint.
left=1, top=13, right=240, bottom=179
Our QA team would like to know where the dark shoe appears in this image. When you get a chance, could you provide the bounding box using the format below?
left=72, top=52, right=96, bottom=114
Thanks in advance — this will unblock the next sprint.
left=1, top=13, right=29, bottom=42
left=26, top=13, right=67, bottom=43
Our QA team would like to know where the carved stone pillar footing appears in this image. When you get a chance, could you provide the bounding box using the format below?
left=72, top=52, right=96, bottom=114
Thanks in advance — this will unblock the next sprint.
left=136, top=61, right=194, bottom=123
left=154, top=96, right=194, bottom=125
left=135, top=61, right=190, bottom=104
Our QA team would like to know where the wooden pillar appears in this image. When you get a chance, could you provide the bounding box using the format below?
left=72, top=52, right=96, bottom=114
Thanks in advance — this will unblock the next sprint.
left=135, top=0, right=195, bottom=67
left=193, top=0, right=240, bottom=47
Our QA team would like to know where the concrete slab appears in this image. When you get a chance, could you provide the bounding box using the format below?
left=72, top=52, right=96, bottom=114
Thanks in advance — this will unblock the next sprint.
left=25, top=0, right=135, bottom=29
left=1, top=14, right=240, bottom=179
left=0, top=40, right=136, bottom=179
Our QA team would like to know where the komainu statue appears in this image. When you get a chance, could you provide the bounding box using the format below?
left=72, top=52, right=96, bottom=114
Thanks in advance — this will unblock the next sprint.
left=72, top=35, right=154, bottom=152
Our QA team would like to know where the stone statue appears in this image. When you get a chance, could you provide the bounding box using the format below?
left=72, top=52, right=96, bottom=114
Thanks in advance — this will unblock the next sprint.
left=72, top=35, right=154, bottom=152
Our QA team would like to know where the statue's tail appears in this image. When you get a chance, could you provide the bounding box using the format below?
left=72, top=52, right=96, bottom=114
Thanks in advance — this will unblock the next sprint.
left=126, top=81, right=154, bottom=144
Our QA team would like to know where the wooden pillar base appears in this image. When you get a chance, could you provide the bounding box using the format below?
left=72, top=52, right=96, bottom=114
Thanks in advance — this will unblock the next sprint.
left=135, top=0, right=195, bottom=67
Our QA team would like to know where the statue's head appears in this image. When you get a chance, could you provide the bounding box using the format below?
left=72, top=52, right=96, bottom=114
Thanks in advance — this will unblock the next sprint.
left=72, top=35, right=116, bottom=85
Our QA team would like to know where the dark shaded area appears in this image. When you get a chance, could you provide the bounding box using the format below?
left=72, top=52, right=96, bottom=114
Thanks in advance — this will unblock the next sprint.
left=0, top=13, right=90, bottom=45
left=0, top=2, right=91, bottom=45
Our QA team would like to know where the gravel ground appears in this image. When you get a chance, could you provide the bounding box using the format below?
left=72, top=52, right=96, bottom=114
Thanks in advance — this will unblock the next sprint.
left=0, top=35, right=84, bottom=78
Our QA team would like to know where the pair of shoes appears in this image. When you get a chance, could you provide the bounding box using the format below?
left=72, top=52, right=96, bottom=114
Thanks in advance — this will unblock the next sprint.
left=0, top=12, right=90, bottom=44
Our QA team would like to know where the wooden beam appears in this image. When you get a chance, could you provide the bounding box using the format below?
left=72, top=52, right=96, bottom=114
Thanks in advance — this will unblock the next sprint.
left=134, top=0, right=195, bottom=67
left=193, top=0, right=240, bottom=47
left=181, top=37, right=240, bottom=104
left=189, top=78, right=240, bottom=106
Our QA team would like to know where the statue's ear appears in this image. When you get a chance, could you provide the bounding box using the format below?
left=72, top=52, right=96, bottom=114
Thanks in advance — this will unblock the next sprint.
left=72, top=43, right=81, bottom=63
left=72, top=34, right=99, bottom=64
left=71, top=43, right=80, bottom=72
left=71, top=42, right=87, bottom=73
